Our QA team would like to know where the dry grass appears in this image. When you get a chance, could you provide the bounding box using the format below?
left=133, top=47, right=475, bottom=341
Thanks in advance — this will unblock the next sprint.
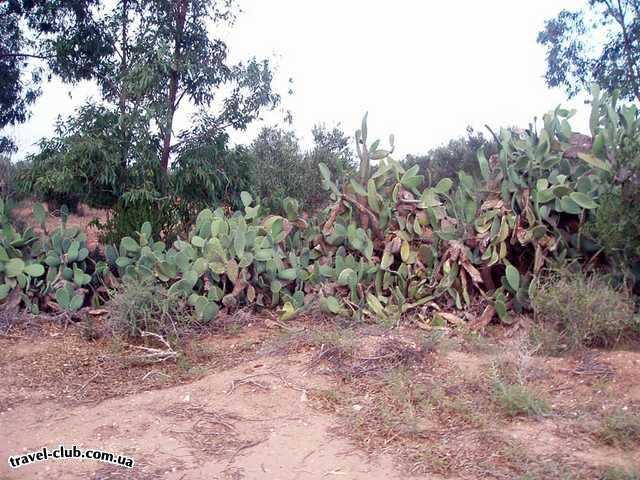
left=598, top=410, right=640, bottom=449
left=531, top=273, right=638, bottom=353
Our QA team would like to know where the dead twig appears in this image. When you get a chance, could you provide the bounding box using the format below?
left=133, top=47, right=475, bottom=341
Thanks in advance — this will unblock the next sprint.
left=125, top=331, right=178, bottom=363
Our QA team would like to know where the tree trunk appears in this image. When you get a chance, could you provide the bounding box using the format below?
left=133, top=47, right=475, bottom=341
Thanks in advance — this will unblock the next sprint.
left=160, top=0, right=189, bottom=172
left=119, top=0, right=129, bottom=171
left=608, top=0, right=640, bottom=101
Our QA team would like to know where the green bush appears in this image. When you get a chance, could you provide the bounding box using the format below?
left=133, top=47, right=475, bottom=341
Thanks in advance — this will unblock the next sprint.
left=93, top=197, right=180, bottom=246
left=404, top=127, right=497, bottom=186
left=15, top=104, right=126, bottom=210
left=171, top=134, right=257, bottom=216
left=491, top=381, right=549, bottom=417
left=531, top=273, right=638, bottom=352
left=252, top=124, right=354, bottom=213
left=601, top=467, right=640, bottom=480
left=0, top=155, right=19, bottom=200
left=598, top=410, right=640, bottom=449
left=108, top=278, right=192, bottom=338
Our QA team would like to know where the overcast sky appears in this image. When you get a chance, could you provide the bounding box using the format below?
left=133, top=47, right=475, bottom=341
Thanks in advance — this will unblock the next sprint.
left=6, top=0, right=590, bottom=160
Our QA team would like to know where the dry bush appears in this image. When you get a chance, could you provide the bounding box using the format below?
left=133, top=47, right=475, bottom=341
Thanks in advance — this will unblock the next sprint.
left=108, top=279, right=193, bottom=338
left=531, top=272, right=638, bottom=353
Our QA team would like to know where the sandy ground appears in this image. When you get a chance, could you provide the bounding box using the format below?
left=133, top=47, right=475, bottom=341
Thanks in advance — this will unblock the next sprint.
left=0, top=324, right=404, bottom=480
left=0, top=319, right=638, bottom=480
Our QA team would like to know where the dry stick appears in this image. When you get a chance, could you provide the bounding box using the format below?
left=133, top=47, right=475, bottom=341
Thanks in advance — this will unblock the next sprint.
left=227, top=437, right=268, bottom=465
left=73, top=372, right=101, bottom=396
left=126, top=331, right=178, bottom=363
left=226, top=372, right=277, bottom=396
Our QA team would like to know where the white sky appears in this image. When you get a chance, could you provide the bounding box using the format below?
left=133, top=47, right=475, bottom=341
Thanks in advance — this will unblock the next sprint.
left=6, top=0, right=590, bottom=160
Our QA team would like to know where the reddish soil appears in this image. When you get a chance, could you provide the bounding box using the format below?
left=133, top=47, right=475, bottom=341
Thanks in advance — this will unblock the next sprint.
left=0, top=319, right=638, bottom=480
left=11, top=200, right=110, bottom=251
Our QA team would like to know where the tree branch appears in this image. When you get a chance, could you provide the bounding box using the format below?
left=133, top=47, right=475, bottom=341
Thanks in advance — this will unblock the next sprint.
left=0, top=52, right=52, bottom=60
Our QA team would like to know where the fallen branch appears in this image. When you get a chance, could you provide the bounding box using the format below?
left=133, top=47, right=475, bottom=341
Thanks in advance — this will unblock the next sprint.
left=125, top=331, right=178, bottom=363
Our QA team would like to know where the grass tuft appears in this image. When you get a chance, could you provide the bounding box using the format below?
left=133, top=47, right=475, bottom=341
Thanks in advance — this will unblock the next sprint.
left=531, top=272, right=637, bottom=353
left=598, top=410, right=640, bottom=449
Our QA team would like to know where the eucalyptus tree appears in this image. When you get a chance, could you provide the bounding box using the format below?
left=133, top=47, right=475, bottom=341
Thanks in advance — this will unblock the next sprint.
left=80, top=0, right=280, bottom=172
left=20, top=0, right=280, bottom=208
left=0, top=0, right=110, bottom=152
left=538, top=0, right=640, bottom=102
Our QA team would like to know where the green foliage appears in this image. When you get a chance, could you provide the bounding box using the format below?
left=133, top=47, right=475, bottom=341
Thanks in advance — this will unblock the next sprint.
left=491, top=380, right=549, bottom=417
left=15, top=104, right=127, bottom=209
left=103, top=193, right=318, bottom=323
left=581, top=87, right=640, bottom=285
left=601, top=467, right=640, bottom=480
left=5, top=87, right=640, bottom=331
left=538, top=1, right=640, bottom=101
left=93, top=197, right=179, bottom=246
left=108, top=278, right=192, bottom=338
left=171, top=135, right=256, bottom=214
left=531, top=272, right=637, bottom=352
left=0, top=203, right=107, bottom=313
left=0, top=0, right=109, bottom=152
left=252, top=125, right=354, bottom=213
left=586, top=190, right=640, bottom=265
left=0, top=155, right=20, bottom=200
left=404, top=127, right=497, bottom=185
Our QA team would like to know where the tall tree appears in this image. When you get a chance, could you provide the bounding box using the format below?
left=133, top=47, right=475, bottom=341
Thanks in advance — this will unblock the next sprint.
left=538, top=0, right=640, bottom=102
left=80, top=0, right=280, bottom=172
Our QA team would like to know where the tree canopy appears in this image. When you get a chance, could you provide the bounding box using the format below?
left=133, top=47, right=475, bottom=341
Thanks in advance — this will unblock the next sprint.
left=538, top=0, right=640, bottom=102
left=0, top=0, right=109, bottom=152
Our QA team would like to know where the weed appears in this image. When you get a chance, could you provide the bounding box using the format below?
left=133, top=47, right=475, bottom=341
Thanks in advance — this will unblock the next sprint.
left=531, top=272, right=637, bottom=352
left=600, top=467, right=640, bottom=480
left=491, top=379, right=549, bottom=417
left=598, top=410, right=640, bottom=448
left=108, top=278, right=193, bottom=338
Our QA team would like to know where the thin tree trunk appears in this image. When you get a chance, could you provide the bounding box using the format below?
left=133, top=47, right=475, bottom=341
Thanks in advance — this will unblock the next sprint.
left=119, top=0, right=129, bottom=171
left=607, top=0, right=640, bottom=101
left=160, top=0, right=189, bottom=172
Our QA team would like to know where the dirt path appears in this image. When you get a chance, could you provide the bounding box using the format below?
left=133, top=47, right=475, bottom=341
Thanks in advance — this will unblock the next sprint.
left=0, top=332, right=402, bottom=480
left=1, top=321, right=639, bottom=480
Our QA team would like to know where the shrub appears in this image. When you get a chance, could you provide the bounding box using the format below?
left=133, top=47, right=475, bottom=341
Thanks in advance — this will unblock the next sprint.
left=491, top=381, right=549, bottom=417
left=531, top=272, right=638, bottom=352
left=108, top=278, right=192, bottom=338
left=598, top=411, right=640, bottom=449
left=15, top=104, right=126, bottom=210
left=93, top=197, right=180, bottom=246
left=252, top=124, right=354, bottom=213
left=404, top=127, right=497, bottom=186
left=0, top=155, right=18, bottom=200
left=171, top=134, right=256, bottom=216
left=585, top=190, right=640, bottom=288
left=601, top=467, right=640, bottom=480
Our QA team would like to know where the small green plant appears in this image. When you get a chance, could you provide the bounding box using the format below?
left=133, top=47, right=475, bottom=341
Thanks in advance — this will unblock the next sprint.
left=491, top=379, right=549, bottom=417
left=531, top=272, right=637, bottom=352
left=598, top=411, right=640, bottom=449
left=600, top=467, right=640, bottom=480
left=108, top=278, right=193, bottom=338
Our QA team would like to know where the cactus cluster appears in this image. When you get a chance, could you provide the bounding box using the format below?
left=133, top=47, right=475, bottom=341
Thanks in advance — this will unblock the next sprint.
left=0, top=204, right=106, bottom=314
left=1, top=87, right=635, bottom=327
left=103, top=192, right=320, bottom=321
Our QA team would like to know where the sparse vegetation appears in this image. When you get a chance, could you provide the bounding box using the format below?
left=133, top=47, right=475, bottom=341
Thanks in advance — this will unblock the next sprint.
left=491, top=380, right=549, bottom=417
left=531, top=273, right=638, bottom=352
left=598, top=410, right=640, bottom=449
left=601, top=467, right=640, bottom=480
left=108, top=279, right=193, bottom=338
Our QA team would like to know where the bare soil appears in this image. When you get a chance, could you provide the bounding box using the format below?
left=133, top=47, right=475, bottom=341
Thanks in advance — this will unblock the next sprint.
left=0, top=317, right=639, bottom=480
left=12, top=200, right=110, bottom=251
